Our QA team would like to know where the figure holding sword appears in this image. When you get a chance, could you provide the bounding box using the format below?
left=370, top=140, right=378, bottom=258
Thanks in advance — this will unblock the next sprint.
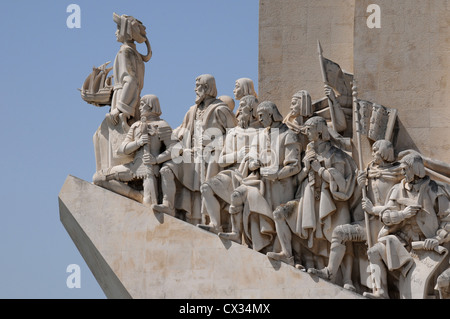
left=93, top=95, right=174, bottom=207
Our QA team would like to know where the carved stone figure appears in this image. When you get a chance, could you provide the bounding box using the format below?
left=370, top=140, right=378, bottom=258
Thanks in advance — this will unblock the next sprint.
left=92, top=95, right=173, bottom=206
left=92, top=13, right=152, bottom=172
left=267, top=116, right=357, bottom=269
left=223, top=101, right=301, bottom=252
left=364, top=153, right=450, bottom=299
left=437, top=268, right=450, bottom=299
left=307, top=139, right=403, bottom=291
left=233, top=78, right=258, bottom=101
left=284, top=89, right=350, bottom=152
left=198, top=95, right=261, bottom=234
left=152, top=74, right=237, bottom=223
left=218, top=95, right=236, bottom=113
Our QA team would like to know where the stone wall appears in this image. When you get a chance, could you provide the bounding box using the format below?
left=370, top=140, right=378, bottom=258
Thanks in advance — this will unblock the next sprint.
left=258, top=0, right=355, bottom=116
left=354, top=0, right=450, bottom=163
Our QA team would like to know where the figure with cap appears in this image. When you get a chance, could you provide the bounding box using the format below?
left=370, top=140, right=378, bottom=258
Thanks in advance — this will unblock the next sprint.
left=93, top=94, right=174, bottom=207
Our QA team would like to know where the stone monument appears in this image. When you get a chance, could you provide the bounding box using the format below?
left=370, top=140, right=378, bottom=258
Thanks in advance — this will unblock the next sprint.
left=60, top=3, right=450, bottom=299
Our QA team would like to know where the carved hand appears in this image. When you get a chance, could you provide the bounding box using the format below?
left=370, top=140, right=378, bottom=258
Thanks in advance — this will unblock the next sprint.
left=249, top=160, right=261, bottom=171
left=362, top=197, right=374, bottom=214
left=237, top=147, right=250, bottom=162
left=357, top=170, right=367, bottom=186
left=310, top=159, right=321, bottom=173
left=110, top=108, right=120, bottom=126
left=324, top=85, right=337, bottom=103
left=143, top=153, right=157, bottom=165
left=402, top=205, right=421, bottom=219
left=138, top=134, right=149, bottom=146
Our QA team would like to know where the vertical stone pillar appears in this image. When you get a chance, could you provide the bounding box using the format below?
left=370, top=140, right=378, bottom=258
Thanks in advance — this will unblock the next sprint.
left=354, top=0, right=450, bottom=162
left=258, top=0, right=355, bottom=116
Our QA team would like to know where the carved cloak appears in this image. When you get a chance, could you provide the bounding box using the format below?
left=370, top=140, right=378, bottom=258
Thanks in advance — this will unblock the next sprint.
left=163, top=99, right=237, bottom=220
left=288, top=141, right=357, bottom=256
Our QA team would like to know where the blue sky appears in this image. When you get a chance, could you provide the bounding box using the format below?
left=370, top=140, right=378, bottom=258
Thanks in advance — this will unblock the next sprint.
left=0, top=1, right=259, bottom=298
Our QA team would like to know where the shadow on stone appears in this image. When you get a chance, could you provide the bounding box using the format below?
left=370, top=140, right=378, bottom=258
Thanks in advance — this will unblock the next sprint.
left=153, top=211, right=165, bottom=224
left=219, top=237, right=233, bottom=250
left=268, top=258, right=282, bottom=271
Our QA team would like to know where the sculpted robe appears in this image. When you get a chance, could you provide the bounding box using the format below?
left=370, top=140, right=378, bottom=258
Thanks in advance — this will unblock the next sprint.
left=93, top=43, right=146, bottom=172
left=375, top=177, right=448, bottom=275
left=241, top=124, right=302, bottom=252
left=163, top=98, right=237, bottom=220
left=205, top=126, right=259, bottom=204
left=289, top=141, right=357, bottom=257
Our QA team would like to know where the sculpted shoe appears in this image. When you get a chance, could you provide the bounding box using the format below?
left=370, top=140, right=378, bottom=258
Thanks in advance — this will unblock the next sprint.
left=343, top=282, right=356, bottom=292
left=151, top=204, right=175, bottom=216
left=307, top=267, right=331, bottom=281
left=218, top=232, right=242, bottom=244
left=197, top=224, right=223, bottom=234
left=266, top=252, right=295, bottom=266
left=363, top=290, right=388, bottom=299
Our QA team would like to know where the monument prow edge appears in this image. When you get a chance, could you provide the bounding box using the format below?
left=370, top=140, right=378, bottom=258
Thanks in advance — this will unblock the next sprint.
left=58, top=175, right=364, bottom=299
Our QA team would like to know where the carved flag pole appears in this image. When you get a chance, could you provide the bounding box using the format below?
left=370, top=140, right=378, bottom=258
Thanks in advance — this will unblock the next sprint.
left=352, top=80, right=373, bottom=249
left=353, top=81, right=380, bottom=295
left=318, top=40, right=337, bottom=132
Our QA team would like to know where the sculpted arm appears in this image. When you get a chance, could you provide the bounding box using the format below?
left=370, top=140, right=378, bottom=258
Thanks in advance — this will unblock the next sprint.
left=277, top=140, right=302, bottom=180
left=117, top=124, right=145, bottom=156
left=219, top=132, right=237, bottom=168
left=155, top=125, right=175, bottom=164
left=434, top=195, right=450, bottom=245
left=379, top=197, right=420, bottom=226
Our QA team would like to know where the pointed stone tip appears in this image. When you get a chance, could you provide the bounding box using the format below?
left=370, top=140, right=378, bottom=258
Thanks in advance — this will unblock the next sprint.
left=317, top=40, right=323, bottom=55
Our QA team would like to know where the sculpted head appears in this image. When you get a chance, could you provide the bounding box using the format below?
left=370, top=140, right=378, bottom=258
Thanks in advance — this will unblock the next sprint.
left=304, top=116, right=330, bottom=142
left=372, top=140, right=395, bottom=165
left=140, top=94, right=162, bottom=118
left=113, top=13, right=147, bottom=44
left=256, top=101, right=283, bottom=128
left=400, top=153, right=426, bottom=183
left=290, top=90, right=312, bottom=118
left=236, top=95, right=259, bottom=129
left=234, top=78, right=258, bottom=101
left=195, top=74, right=217, bottom=105
left=218, top=95, right=235, bottom=112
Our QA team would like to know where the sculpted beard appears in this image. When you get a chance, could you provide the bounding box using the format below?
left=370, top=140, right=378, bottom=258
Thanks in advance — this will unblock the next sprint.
left=238, top=113, right=250, bottom=129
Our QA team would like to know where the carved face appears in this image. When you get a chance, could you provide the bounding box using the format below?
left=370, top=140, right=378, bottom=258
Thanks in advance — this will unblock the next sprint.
left=233, top=81, right=243, bottom=100
left=237, top=100, right=251, bottom=129
left=139, top=99, right=152, bottom=118
left=305, top=125, right=320, bottom=142
left=115, top=27, right=124, bottom=43
left=372, top=145, right=383, bottom=165
left=290, top=97, right=301, bottom=117
left=258, top=109, right=273, bottom=128
left=195, top=81, right=207, bottom=105
left=401, top=164, right=415, bottom=183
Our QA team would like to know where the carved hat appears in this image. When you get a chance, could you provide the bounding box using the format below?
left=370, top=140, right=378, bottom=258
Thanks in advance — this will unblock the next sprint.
left=257, top=101, right=284, bottom=123
left=236, top=78, right=258, bottom=99
left=113, top=13, right=147, bottom=44
left=140, top=94, right=162, bottom=117
left=292, top=90, right=313, bottom=117
left=304, top=116, right=330, bottom=141
left=196, top=74, right=218, bottom=98
left=372, top=139, right=395, bottom=162
left=400, top=153, right=426, bottom=178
